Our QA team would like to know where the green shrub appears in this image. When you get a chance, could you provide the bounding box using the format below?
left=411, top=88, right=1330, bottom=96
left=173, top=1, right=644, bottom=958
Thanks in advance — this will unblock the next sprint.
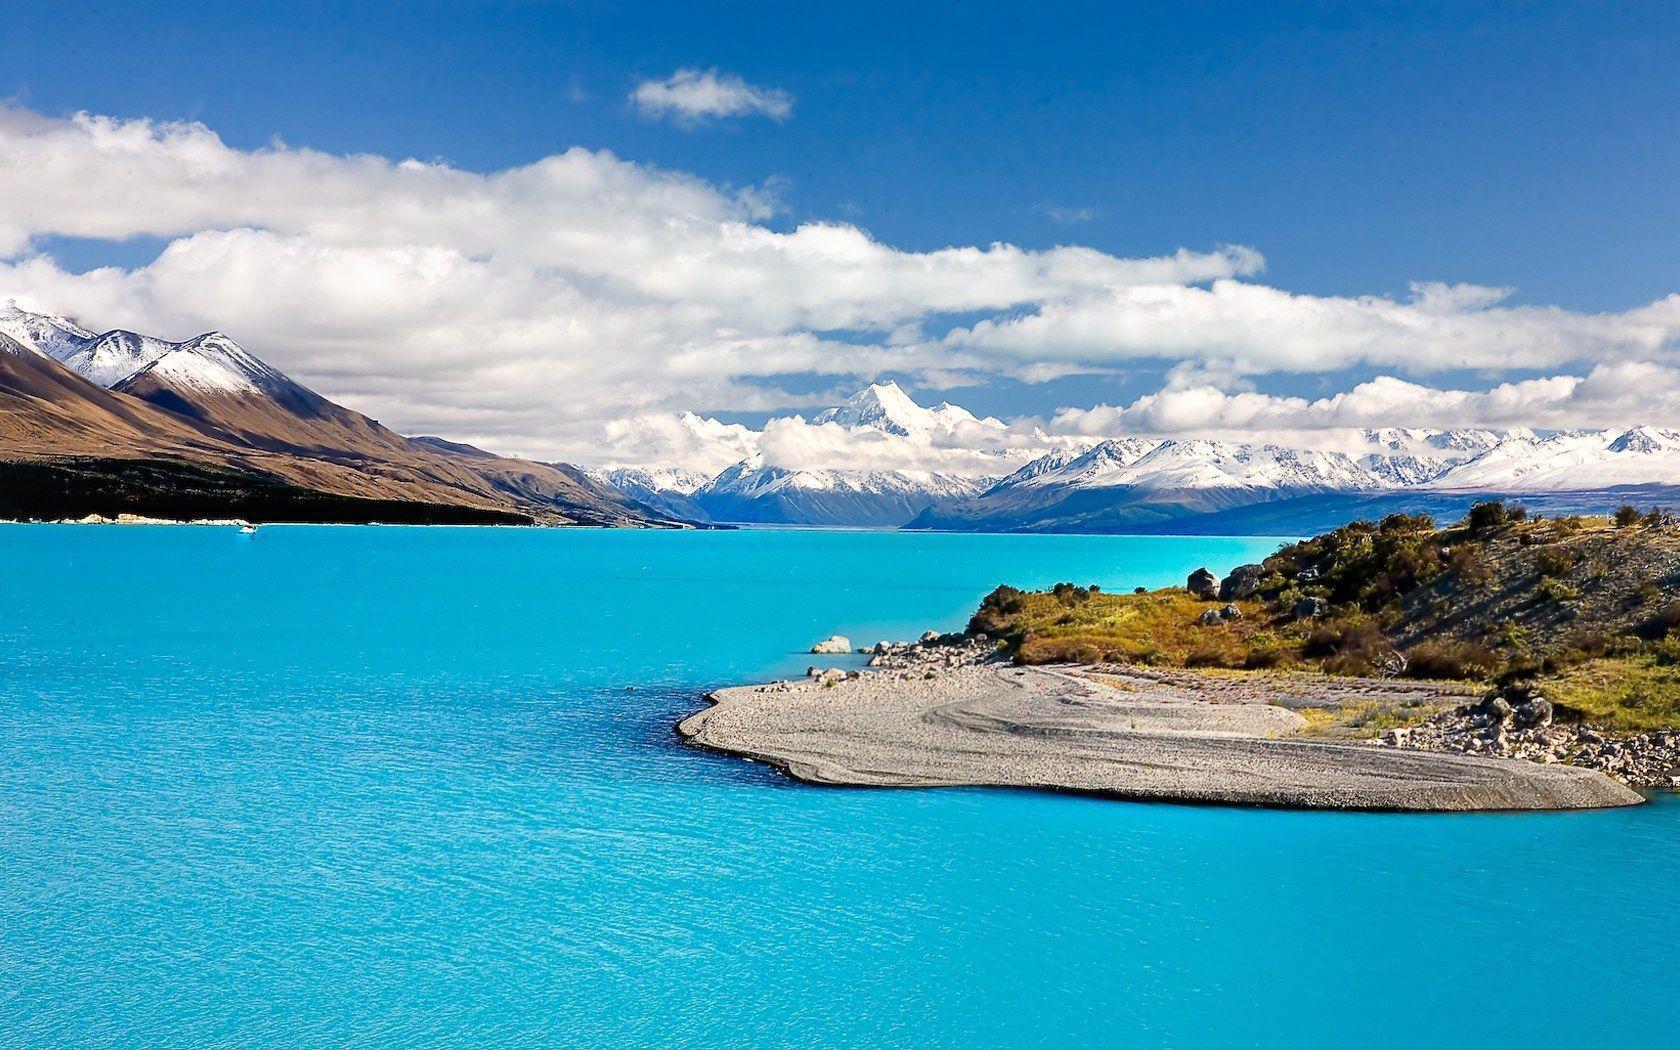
left=1636, top=600, right=1680, bottom=640
left=1536, top=547, right=1577, bottom=577
left=1466, top=500, right=1526, bottom=534
left=1403, top=640, right=1501, bottom=680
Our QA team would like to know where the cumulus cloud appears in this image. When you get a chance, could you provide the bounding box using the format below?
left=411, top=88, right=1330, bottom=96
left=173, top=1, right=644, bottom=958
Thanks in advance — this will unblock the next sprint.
left=3, top=104, right=1680, bottom=466
left=1046, top=364, right=1680, bottom=442
left=630, top=69, right=794, bottom=125
left=598, top=411, right=762, bottom=477
left=943, top=279, right=1680, bottom=377
left=0, top=105, right=1260, bottom=460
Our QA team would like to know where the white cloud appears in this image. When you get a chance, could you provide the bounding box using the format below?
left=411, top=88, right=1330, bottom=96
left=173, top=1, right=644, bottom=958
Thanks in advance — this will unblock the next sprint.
left=3, top=104, right=1680, bottom=466
left=1046, top=364, right=1680, bottom=441
left=630, top=69, right=794, bottom=125
left=943, top=279, right=1680, bottom=377
left=0, top=106, right=1260, bottom=460
left=598, top=411, right=762, bottom=477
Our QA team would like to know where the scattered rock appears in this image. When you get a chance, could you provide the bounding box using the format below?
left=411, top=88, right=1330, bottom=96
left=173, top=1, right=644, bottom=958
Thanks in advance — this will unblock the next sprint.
left=1514, top=697, right=1554, bottom=729
left=1218, top=563, right=1268, bottom=601
left=810, top=635, right=852, bottom=655
left=1382, top=702, right=1680, bottom=789
left=1196, top=609, right=1225, bottom=627
left=1293, top=596, right=1329, bottom=620
left=1187, top=567, right=1219, bottom=599
left=1220, top=603, right=1243, bottom=621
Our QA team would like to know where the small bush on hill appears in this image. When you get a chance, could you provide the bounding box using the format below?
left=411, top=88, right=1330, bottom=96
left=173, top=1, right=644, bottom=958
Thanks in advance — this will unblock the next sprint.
left=1635, top=600, right=1680, bottom=641
left=1404, top=640, right=1501, bottom=681
left=1466, top=500, right=1526, bottom=534
left=1536, top=547, right=1578, bottom=577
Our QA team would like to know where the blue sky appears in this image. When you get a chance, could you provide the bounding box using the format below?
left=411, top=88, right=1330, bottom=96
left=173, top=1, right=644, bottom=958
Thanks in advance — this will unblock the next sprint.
left=12, top=1, right=1679, bottom=307
left=3, top=1, right=1680, bottom=465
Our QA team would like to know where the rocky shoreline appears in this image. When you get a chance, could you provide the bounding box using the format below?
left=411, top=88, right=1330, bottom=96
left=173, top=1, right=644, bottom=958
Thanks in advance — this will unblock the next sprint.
left=683, top=632, right=1642, bottom=811
left=1377, top=700, right=1680, bottom=790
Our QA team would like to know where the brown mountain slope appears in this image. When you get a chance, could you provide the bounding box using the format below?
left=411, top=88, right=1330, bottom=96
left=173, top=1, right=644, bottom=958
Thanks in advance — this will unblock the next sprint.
left=0, top=336, right=229, bottom=457
left=118, top=345, right=652, bottom=524
left=0, top=331, right=661, bottom=526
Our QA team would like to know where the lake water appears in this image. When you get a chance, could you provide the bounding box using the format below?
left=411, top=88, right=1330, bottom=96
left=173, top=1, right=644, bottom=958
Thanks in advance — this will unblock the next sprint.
left=1, top=525, right=1675, bottom=1047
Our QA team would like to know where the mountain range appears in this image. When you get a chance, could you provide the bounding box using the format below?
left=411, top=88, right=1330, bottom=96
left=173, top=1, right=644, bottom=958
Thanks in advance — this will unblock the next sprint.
left=0, top=303, right=663, bottom=525
left=588, top=384, right=1680, bottom=533
left=6, top=301, right=1678, bottom=532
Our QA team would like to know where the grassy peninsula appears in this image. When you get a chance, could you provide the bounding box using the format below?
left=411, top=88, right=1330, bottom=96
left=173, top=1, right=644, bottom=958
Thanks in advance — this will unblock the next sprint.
left=969, top=502, right=1680, bottom=732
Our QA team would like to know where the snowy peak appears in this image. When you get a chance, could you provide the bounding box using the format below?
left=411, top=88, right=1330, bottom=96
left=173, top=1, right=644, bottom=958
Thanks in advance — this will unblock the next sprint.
left=1434, top=427, right=1680, bottom=491
left=810, top=380, right=982, bottom=439
left=1361, top=452, right=1448, bottom=487
left=1360, top=427, right=1504, bottom=458
left=128, top=332, right=288, bottom=397
left=1023, top=437, right=1161, bottom=489
left=589, top=465, right=713, bottom=496
left=1608, top=425, right=1680, bottom=455
left=76, top=328, right=293, bottom=400
left=704, top=461, right=986, bottom=499
left=0, top=301, right=98, bottom=361
left=0, top=305, right=290, bottom=394
left=62, top=329, right=176, bottom=387
left=1115, top=440, right=1378, bottom=493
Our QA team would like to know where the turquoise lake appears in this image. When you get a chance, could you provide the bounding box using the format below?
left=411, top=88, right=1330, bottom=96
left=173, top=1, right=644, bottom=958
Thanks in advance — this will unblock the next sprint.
left=1, top=524, right=1675, bottom=1047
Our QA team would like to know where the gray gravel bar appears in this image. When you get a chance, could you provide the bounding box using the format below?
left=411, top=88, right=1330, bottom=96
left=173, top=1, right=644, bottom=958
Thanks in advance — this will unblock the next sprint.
left=679, top=664, right=1642, bottom=811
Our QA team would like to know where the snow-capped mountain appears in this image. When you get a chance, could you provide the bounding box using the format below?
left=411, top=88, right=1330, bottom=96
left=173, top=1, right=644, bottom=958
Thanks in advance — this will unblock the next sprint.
left=590, top=381, right=1040, bottom=526
left=1432, top=427, right=1680, bottom=491
left=0, top=303, right=661, bottom=526
left=810, top=381, right=992, bottom=439
left=0, top=302, right=287, bottom=393
left=592, top=376, right=1680, bottom=531
left=584, top=466, right=714, bottom=521
left=912, top=438, right=1384, bottom=532
left=0, top=302, right=100, bottom=362
left=694, top=461, right=987, bottom=526
left=988, top=438, right=1161, bottom=492
left=117, top=332, right=291, bottom=397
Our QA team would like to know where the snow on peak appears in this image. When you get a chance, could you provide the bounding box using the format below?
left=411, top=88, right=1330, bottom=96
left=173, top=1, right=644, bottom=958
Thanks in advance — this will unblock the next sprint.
left=124, top=332, right=287, bottom=396
left=811, top=381, right=983, bottom=439
left=704, top=459, right=986, bottom=498
left=1608, top=425, right=1680, bottom=455
left=1435, top=428, right=1680, bottom=491
left=64, top=330, right=177, bottom=387
left=0, top=305, right=291, bottom=394
left=0, top=302, right=99, bottom=362
left=589, top=465, right=713, bottom=495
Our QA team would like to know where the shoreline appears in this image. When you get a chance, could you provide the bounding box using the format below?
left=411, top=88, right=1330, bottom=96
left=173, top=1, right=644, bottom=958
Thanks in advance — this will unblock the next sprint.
left=680, top=642, right=1643, bottom=812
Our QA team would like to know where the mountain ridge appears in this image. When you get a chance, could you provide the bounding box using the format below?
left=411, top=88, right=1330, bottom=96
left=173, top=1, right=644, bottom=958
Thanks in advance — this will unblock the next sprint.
left=0, top=304, right=665, bottom=526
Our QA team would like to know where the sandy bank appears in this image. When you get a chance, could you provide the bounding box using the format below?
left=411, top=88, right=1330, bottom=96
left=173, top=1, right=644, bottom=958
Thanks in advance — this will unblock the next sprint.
left=679, top=664, right=1641, bottom=811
